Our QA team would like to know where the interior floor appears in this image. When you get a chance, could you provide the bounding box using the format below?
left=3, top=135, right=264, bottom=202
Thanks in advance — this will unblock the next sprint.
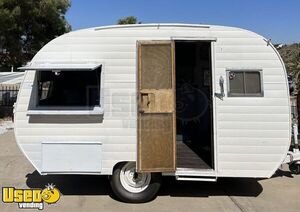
left=175, top=41, right=214, bottom=170
left=177, top=141, right=211, bottom=169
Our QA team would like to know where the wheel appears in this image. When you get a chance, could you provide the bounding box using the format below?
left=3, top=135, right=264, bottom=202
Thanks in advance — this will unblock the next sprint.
left=110, top=162, right=162, bottom=203
left=289, top=162, right=300, bottom=174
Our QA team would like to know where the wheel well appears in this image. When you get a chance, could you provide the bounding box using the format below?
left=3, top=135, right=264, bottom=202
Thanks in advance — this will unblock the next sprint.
left=112, top=161, right=134, bottom=172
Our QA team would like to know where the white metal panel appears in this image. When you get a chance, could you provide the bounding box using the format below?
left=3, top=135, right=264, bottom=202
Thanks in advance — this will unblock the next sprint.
left=218, top=113, right=289, bottom=122
left=17, top=128, right=136, bottom=136
left=41, top=142, right=102, bottom=173
left=214, top=33, right=290, bottom=177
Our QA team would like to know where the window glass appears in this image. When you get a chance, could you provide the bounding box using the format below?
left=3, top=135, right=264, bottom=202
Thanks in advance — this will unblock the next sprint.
left=245, top=72, right=261, bottom=94
left=39, top=81, right=52, bottom=100
left=228, top=70, right=262, bottom=97
left=228, top=72, right=245, bottom=94
left=37, top=68, right=101, bottom=107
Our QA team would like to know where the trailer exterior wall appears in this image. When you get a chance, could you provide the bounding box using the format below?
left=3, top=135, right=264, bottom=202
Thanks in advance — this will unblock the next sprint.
left=14, top=24, right=290, bottom=177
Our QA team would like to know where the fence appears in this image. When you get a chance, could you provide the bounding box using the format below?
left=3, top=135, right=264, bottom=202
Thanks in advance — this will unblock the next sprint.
left=0, top=84, right=20, bottom=118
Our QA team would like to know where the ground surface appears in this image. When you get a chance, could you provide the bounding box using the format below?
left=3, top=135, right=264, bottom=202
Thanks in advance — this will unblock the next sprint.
left=0, top=130, right=300, bottom=212
left=0, top=119, right=13, bottom=135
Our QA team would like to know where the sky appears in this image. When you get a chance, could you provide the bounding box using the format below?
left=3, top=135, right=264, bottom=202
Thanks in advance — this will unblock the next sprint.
left=66, top=0, right=300, bottom=44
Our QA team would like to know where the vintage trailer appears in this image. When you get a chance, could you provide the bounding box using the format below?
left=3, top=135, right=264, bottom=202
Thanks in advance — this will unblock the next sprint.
left=15, top=24, right=300, bottom=202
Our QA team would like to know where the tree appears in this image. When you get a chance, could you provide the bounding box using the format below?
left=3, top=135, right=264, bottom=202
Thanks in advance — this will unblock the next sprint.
left=278, top=43, right=300, bottom=95
left=288, top=54, right=300, bottom=94
left=117, top=16, right=141, bottom=25
left=0, top=0, right=71, bottom=70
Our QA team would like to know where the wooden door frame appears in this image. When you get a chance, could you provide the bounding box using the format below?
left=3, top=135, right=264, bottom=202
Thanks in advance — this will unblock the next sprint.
left=137, top=40, right=176, bottom=172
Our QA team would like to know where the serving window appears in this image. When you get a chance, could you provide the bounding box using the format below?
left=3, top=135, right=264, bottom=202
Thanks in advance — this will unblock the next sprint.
left=227, top=70, right=263, bottom=97
left=37, top=68, right=101, bottom=107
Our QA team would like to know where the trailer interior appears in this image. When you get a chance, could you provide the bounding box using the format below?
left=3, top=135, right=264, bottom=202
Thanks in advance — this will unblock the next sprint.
left=175, top=41, right=214, bottom=170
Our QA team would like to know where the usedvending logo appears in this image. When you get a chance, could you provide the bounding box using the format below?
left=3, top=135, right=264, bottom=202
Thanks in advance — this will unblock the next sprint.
left=2, top=183, right=61, bottom=210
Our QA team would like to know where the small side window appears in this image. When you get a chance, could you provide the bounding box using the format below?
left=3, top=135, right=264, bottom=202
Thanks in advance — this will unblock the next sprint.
left=227, top=70, right=263, bottom=97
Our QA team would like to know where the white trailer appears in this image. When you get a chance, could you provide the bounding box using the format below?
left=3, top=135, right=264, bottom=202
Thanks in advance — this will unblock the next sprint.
left=15, top=24, right=300, bottom=202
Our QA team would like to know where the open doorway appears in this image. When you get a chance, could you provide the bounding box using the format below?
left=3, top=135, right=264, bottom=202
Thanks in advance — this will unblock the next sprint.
left=175, top=41, right=214, bottom=170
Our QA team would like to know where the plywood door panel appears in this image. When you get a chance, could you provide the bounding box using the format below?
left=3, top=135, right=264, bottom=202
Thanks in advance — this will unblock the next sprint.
left=139, top=114, right=174, bottom=171
left=140, top=89, right=174, bottom=113
left=137, top=41, right=176, bottom=172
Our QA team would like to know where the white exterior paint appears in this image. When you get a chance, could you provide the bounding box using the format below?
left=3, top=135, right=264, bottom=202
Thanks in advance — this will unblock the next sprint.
left=41, top=141, right=102, bottom=174
left=14, top=24, right=291, bottom=178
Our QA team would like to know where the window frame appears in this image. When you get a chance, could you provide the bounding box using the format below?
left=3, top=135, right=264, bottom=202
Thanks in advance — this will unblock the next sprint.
left=27, top=64, right=105, bottom=116
left=226, top=69, right=264, bottom=97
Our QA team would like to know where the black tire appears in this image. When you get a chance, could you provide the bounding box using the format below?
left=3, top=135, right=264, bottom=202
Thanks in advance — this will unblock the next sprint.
left=289, top=162, right=300, bottom=174
left=110, top=162, right=162, bottom=203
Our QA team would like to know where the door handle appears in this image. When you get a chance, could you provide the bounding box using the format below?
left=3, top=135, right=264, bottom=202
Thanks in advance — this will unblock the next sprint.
left=139, top=92, right=154, bottom=113
left=214, top=76, right=225, bottom=100
left=141, top=93, right=150, bottom=107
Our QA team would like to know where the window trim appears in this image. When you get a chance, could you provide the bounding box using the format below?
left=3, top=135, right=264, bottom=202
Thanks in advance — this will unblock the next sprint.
left=27, top=64, right=105, bottom=116
left=226, top=69, right=264, bottom=97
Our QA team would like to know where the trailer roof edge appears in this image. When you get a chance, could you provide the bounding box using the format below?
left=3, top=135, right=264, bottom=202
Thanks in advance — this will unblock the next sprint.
left=94, top=23, right=210, bottom=31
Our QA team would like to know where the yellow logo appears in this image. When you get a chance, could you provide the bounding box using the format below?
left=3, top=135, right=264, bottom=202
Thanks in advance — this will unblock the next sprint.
left=2, top=184, right=61, bottom=210
left=41, top=184, right=60, bottom=204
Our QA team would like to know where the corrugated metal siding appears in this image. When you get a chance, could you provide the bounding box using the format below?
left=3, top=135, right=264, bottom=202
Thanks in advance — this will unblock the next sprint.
left=214, top=32, right=290, bottom=177
left=14, top=24, right=290, bottom=177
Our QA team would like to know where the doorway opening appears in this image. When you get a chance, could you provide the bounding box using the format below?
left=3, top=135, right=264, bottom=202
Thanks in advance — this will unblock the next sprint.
left=175, top=41, right=214, bottom=170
